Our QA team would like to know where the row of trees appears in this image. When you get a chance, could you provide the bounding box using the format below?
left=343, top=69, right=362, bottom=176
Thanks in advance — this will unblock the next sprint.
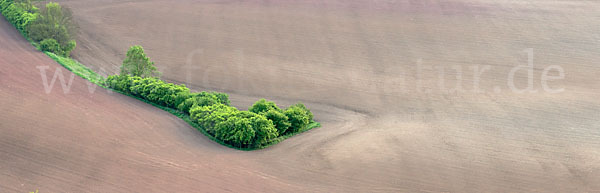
left=106, top=73, right=315, bottom=148
left=107, top=46, right=316, bottom=149
left=0, top=0, right=77, bottom=56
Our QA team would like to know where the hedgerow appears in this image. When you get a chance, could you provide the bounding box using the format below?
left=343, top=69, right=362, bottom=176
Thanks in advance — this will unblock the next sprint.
left=107, top=74, right=317, bottom=149
left=105, top=75, right=190, bottom=108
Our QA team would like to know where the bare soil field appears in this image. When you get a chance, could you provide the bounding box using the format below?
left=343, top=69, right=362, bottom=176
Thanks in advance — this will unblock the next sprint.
left=2, top=0, right=600, bottom=192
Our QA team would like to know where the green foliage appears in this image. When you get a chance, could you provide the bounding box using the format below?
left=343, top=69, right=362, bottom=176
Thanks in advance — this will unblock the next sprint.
left=45, top=51, right=104, bottom=85
left=38, top=38, right=75, bottom=56
left=106, top=75, right=189, bottom=108
left=190, top=103, right=239, bottom=134
left=249, top=98, right=281, bottom=114
left=0, top=0, right=38, bottom=35
left=284, top=103, right=312, bottom=134
left=247, top=112, right=279, bottom=146
left=106, top=74, right=318, bottom=148
left=264, top=109, right=291, bottom=134
left=177, top=91, right=231, bottom=113
left=249, top=99, right=291, bottom=134
left=62, top=40, right=76, bottom=56
left=40, top=38, right=61, bottom=54
left=120, top=45, right=160, bottom=78
left=195, top=106, right=278, bottom=148
left=290, top=103, right=314, bottom=121
left=27, top=2, right=77, bottom=56
left=214, top=114, right=256, bottom=147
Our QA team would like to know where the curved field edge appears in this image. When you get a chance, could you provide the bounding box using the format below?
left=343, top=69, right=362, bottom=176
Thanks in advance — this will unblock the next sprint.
left=108, top=88, right=321, bottom=151
left=0, top=8, right=320, bottom=151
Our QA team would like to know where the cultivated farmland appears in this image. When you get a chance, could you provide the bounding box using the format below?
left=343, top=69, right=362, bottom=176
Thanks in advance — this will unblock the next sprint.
left=1, top=0, right=600, bottom=192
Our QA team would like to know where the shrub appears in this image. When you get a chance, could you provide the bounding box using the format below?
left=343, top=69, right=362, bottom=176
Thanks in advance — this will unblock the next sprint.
left=214, top=115, right=256, bottom=148
left=247, top=112, right=278, bottom=146
left=190, top=103, right=238, bottom=134
left=284, top=103, right=312, bottom=134
left=120, top=45, right=160, bottom=78
left=249, top=99, right=291, bottom=135
left=177, top=91, right=230, bottom=113
left=264, top=109, right=291, bottom=135
left=249, top=98, right=281, bottom=114
left=290, top=103, right=313, bottom=121
left=189, top=104, right=278, bottom=148
left=39, top=38, right=62, bottom=55
left=212, top=111, right=278, bottom=148
left=62, top=40, right=76, bottom=56
left=106, top=74, right=135, bottom=92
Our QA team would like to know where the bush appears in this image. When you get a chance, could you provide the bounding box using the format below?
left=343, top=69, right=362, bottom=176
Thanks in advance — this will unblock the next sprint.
left=249, top=99, right=291, bottom=134
left=39, top=38, right=61, bottom=55
left=177, top=91, right=230, bottom=113
left=62, top=40, right=76, bottom=56
left=284, top=103, right=312, bottom=134
left=264, top=109, right=291, bottom=134
left=248, top=112, right=279, bottom=146
left=211, top=110, right=278, bottom=148
left=190, top=103, right=238, bottom=134
left=249, top=99, right=281, bottom=114
left=290, top=103, right=313, bottom=121
left=214, top=114, right=255, bottom=147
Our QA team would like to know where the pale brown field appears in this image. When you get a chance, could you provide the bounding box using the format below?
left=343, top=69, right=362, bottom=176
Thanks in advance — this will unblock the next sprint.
left=1, top=0, right=600, bottom=192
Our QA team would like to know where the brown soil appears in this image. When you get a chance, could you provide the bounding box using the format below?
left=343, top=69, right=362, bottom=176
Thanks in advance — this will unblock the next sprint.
left=2, top=0, right=600, bottom=192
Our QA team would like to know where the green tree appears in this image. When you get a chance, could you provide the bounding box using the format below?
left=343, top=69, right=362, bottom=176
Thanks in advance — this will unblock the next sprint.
left=27, top=2, right=77, bottom=56
left=120, top=45, right=160, bottom=78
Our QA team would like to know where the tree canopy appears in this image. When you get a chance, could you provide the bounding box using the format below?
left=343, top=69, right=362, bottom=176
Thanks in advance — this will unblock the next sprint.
left=28, top=2, right=77, bottom=56
left=120, top=45, right=160, bottom=78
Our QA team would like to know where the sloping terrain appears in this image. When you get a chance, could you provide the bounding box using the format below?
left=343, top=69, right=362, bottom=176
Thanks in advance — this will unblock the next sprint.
left=2, top=0, right=600, bottom=192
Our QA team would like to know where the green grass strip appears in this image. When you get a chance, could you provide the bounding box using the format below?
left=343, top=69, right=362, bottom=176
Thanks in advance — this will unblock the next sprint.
left=44, top=52, right=105, bottom=85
